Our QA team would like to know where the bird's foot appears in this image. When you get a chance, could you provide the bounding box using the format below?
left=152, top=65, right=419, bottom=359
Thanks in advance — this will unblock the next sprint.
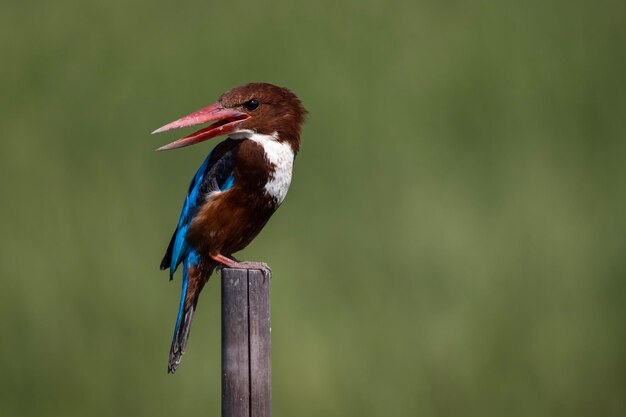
left=236, top=261, right=272, bottom=281
left=211, top=254, right=271, bottom=280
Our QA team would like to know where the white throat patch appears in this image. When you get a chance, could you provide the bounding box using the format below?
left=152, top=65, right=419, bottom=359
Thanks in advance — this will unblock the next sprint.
left=247, top=132, right=294, bottom=205
left=228, top=129, right=255, bottom=140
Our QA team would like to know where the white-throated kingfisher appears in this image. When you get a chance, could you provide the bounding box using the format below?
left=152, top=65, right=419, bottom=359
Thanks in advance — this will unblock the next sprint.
left=152, top=83, right=307, bottom=373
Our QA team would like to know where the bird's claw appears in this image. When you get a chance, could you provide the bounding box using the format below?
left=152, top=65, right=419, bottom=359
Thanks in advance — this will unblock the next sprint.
left=213, top=256, right=271, bottom=281
left=238, top=261, right=271, bottom=281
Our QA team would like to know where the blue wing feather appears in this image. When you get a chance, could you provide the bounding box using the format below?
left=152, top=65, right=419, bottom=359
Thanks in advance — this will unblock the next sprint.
left=168, top=152, right=213, bottom=276
left=221, top=174, right=235, bottom=191
left=163, top=141, right=237, bottom=278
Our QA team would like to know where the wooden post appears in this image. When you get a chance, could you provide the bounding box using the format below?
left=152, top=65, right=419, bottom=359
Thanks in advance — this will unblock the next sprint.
left=222, top=268, right=271, bottom=417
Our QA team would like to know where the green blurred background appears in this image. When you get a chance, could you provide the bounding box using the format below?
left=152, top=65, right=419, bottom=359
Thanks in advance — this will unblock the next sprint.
left=1, top=0, right=625, bottom=416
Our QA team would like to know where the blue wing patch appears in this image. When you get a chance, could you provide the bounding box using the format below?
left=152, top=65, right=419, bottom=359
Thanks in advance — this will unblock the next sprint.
left=221, top=174, right=235, bottom=191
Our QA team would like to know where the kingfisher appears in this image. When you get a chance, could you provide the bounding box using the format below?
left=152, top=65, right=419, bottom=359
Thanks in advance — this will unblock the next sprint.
left=152, top=83, right=307, bottom=373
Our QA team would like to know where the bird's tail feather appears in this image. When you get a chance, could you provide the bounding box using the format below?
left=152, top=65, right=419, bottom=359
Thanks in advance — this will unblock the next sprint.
left=168, top=252, right=205, bottom=374
left=168, top=302, right=196, bottom=373
left=167, top=251, right=217, bottom=374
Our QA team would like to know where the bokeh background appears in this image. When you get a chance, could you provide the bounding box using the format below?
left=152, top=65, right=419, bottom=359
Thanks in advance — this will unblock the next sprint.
left=1, top=0, right=625, bottom=416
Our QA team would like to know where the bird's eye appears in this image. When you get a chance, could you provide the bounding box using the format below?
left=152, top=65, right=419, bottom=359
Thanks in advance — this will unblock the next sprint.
left=244, top=99, right=260, bottom=111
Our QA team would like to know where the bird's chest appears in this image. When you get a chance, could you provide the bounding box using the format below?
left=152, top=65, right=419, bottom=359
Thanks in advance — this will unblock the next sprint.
left=237, top=135, right=294, bottom=205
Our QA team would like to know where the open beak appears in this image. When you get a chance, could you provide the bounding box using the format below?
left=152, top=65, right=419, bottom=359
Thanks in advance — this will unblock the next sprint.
left=152, top=102, right=251, bottom=151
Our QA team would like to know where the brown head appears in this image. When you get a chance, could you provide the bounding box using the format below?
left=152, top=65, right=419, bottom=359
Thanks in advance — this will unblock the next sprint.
left=152, top=83, right=307, bottom=153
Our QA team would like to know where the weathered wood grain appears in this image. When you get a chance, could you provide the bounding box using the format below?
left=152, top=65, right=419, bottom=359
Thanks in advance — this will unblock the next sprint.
left=222, top=268, right=271, bottom=417
left=248, top=269, right=271, bottom=417
left=222, top=269, right=250, bottom=417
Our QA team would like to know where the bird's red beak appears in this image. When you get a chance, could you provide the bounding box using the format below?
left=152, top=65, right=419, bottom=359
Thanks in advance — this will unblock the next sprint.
left=152, top=102, right=251, bottom=151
